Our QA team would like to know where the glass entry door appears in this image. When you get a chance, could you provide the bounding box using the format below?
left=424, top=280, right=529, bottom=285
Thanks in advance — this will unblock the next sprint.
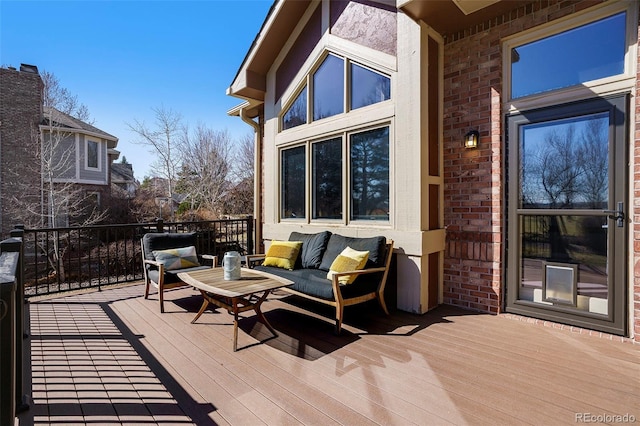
left=506, top=95, right=627, bottom=335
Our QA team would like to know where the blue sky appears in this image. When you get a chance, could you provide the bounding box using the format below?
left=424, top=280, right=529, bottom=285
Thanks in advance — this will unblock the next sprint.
left=0, top=0, right=273, bottom=180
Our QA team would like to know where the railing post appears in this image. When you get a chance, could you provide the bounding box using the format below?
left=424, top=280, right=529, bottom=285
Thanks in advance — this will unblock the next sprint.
left=2, top=234, right=28, bottom=415
left=0, top=239, right=22, bottom=425
left=246, top=215, right=254, bottom=255
left=156, top=219, right=164, bottom=233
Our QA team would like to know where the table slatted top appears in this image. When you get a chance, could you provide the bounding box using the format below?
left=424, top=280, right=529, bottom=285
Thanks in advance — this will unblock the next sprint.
left=177, top=268, right=293, bottom=298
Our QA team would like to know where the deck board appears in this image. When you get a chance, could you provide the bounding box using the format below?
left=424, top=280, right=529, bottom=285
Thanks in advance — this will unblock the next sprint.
left=18, top=282, right=640, bottom=425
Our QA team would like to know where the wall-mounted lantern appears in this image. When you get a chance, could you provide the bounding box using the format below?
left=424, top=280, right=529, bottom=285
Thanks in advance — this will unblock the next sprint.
left=464, top=130, right=479, bottom=149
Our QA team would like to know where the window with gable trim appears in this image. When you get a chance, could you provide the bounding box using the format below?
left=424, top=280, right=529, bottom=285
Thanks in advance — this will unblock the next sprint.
left=280, top=53, right=391, bottom=131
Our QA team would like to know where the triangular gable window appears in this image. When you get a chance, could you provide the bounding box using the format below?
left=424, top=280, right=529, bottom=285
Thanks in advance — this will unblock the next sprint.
left=282, top=86, right=307, bottom=130
left=281, top=53, right=390, bottom=131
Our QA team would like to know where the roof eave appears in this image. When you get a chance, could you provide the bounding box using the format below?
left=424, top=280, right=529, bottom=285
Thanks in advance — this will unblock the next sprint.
left=227, top=0, right=311, bottom=102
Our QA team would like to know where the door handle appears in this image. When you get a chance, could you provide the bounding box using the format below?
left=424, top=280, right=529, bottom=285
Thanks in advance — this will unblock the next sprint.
left=602, top=201, right=624, bottom=228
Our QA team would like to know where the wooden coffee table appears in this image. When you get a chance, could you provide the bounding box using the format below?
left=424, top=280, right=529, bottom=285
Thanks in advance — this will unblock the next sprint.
left=177, top=268, right=292, bottom=351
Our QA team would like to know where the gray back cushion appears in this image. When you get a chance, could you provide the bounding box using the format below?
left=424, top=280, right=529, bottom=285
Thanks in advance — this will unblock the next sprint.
left=142, top=232, right=198, bottom=261
left=319, top=234, right=386, bottom=271
left=289, top=231, right=331, bottom=269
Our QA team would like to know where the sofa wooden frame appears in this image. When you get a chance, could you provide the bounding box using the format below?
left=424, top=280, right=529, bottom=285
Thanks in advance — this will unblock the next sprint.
left=247, top=240, right=393, bottom=333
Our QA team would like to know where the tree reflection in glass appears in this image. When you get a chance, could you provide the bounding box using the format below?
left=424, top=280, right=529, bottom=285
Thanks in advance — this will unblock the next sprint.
left=313, top=138, right=342, bottom=219
left=282, top=87, right=307, bottom=130
left=520, top=112, right=608, bottom=209
left=350, top=127, right=389, bottom=221
left=281, top=146, right=306, bottom=219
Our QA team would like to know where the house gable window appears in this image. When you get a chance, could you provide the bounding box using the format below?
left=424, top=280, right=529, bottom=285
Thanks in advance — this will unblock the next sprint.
left=85, top=139, right=101, bottom=171
left=280, top=125, right=389, bottom=224
left=280, top=53, right=391, bottom=131
left=313, top=55, right=344, bottom=120
left=351, top=63, right=391, bottom=110
left=508, top=10, right=628, bottom=100
left=282, top=86, right=307, bottom=130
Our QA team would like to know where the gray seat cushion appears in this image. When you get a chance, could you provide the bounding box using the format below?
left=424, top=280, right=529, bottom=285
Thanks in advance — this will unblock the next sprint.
left=253, top=265, right=381, bottom=300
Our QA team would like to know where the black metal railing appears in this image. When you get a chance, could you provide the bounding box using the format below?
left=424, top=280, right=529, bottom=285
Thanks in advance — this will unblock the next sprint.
left=0, top=228, right=28, bottom=425
left=22, top=217, right=254, bottom=297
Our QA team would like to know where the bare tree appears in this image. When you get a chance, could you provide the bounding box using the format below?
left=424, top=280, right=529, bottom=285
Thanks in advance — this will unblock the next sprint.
left=177, top=124, right=233, bottom=217
left=41, top=70, right=92, bottom=124
left=223, top=133, right=254, bottom=215
left=127, top=106, right=183, bottom=220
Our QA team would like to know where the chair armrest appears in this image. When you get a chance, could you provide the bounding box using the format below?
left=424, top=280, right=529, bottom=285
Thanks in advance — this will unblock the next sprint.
left=144, top=259, right=163, bottom=269
left=143, top=259, right=165, bottom=282
left=245, top=254, right=266, bottom=268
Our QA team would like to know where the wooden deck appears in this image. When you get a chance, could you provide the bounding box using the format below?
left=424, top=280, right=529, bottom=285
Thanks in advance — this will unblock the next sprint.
left=19, top=282, right=639, bottom=425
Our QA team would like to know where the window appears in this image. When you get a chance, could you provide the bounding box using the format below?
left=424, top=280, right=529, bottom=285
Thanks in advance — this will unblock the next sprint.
left=312, top=138, right=342, bottom=219
left=350, top=127, right=389, bottom=221
left=86, top=140, right=99, bottom=169
left=282, top=86, right=307, bottom=130
left=280, top=126, right=389, bottom=224
left=510, top=12, right=626, bottom=99
left=313, top=55, right=344, bottom=120
left=281, top=146, right=306, bottom=219
left=280, top=53, right=390, bottom=130
left=351, top=63, right=390, bottom=110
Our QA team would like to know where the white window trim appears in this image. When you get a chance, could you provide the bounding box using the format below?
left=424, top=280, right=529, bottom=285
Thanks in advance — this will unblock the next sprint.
left=502, top=0, right=637, bottom=113
left=85, top=138, right=102, bottom=172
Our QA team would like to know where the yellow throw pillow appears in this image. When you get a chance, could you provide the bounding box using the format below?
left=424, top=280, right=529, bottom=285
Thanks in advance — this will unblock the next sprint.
left=262, top=240, right=302, bottom=270
left=327, top=246, right=369, bottom=284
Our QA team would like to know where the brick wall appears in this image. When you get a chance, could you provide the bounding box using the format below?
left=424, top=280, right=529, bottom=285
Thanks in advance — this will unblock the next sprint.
left=0, top=66, right=44, bottom=233
left=442, top=0, right=610, bottom=314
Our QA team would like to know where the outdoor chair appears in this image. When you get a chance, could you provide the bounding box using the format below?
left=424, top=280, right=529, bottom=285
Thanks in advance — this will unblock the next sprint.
left=141, top=232, right=216, bottom=312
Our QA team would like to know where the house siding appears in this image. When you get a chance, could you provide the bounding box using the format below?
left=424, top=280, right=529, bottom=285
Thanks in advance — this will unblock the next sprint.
left=330, top=0, right=397, bottom=56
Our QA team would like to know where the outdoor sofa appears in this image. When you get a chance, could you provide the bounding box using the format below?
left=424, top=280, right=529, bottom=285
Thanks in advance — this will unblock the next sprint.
left=247, top=231, right=394, bottom=333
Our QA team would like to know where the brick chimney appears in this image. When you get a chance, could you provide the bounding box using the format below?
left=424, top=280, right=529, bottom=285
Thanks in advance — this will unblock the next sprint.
left=0, top=64, right=45, bottom=232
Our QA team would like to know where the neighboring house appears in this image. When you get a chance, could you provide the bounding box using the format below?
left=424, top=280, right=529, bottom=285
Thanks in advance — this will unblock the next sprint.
left=227, top=0, right=640, bottom=342
left=111, top=162, right=138, bottom=197
left=0, top=64, right=119, bottom=231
